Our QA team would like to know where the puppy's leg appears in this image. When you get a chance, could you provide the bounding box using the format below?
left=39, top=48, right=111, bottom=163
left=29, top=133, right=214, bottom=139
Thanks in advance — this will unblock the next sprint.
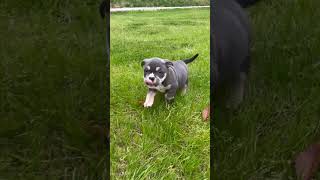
left=181, top=84, right=188, bottom=96
left=144, top=89, right=157, bottom=108
left=181, top=78, right=188, bottom=96
left=226, top=72, right=247, bottom=109
left=165, top=88, right=177, bottom=104
left=226, top=54, right=250, bottom=109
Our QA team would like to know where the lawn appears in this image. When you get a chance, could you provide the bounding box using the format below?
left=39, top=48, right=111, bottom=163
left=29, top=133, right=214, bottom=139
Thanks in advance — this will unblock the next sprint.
left=213, top=0, right=320, bottom=179
left=0, top=1, right=108, bottom=179
left=110, top=9, right=210, bottom=179
left=111, top=0, right=209, bottom=8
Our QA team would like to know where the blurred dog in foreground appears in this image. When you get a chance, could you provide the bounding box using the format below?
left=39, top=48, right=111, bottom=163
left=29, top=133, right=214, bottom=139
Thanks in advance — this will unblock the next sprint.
left=204, top=0, right=260, bottom=120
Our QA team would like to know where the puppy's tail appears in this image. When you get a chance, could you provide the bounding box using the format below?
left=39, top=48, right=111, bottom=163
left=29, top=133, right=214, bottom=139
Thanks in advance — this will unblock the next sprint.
left=183, top=54, right=199, bottom=64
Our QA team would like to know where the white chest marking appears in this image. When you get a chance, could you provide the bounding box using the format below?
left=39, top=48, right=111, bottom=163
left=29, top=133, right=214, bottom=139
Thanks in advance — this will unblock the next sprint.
left=148, top=84, right=171, bottom=93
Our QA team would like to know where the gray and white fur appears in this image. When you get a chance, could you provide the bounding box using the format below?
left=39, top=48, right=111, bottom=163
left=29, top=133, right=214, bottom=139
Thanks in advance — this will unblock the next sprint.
left=141, top=54, right=199, bottom=107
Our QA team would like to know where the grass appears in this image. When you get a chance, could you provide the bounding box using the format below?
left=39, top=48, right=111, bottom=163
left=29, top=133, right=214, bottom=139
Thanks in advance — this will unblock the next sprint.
left=110, top=9, right=210, bottom=179
left=111, top=0, right=209, bottom=8
left=0, top=0, right=108, bottom=179
left=213, top=0, right=320, bottom=179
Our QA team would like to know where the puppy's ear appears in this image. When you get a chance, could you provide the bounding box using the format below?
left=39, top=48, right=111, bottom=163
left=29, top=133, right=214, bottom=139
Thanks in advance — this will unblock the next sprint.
left=141, top=59, right=150, bottom=67
left=165, top=61, right=173, bottom=67
left=141, top=60, right=146, bottom=67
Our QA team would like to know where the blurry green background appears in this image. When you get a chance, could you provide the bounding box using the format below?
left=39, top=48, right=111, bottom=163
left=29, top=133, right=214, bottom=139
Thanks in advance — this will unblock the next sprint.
left=0, top=0, right=108, bottom=179
left=213, top=0, right=320, bottom=179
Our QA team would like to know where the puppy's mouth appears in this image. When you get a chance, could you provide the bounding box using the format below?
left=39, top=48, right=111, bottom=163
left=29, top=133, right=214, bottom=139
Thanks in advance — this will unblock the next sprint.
left=144, top=79, right=157, bottom=86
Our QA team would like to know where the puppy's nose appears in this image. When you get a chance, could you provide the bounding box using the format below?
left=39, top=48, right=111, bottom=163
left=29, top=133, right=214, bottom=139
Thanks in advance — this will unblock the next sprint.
left=149, top=77, right=155, bottom=81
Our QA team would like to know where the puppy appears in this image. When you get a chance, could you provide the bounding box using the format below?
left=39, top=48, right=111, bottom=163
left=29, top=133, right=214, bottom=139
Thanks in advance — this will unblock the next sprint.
left=141, top=54, right=199, bottom=108
left=211, top=0, right=252, bottom=109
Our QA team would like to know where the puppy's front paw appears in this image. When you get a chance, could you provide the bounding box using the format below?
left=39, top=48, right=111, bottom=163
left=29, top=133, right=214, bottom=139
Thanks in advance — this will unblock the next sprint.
left=165, top=97, right=174, bottom=104
left=143, top=101, right=153, bottom=108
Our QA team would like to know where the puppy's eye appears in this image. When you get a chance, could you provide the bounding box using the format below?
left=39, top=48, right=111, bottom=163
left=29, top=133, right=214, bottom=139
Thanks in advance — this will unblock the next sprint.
left=158, top=71, right=163, bottom=74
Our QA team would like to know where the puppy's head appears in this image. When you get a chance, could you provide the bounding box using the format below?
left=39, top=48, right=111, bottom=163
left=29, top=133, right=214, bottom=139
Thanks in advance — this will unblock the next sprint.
left=141, top=58, right=173, bottom=87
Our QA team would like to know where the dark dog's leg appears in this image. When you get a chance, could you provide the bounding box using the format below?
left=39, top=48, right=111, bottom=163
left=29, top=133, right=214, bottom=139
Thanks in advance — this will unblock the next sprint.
left=181, top=84, right=188, bottom=96
left=226, top=54, right=250, bottom=108
left=226, top=72, right=247, bottom=109
left=181, top=78, right=188, bottom=95
left=165, top=88, right=177, bottom=104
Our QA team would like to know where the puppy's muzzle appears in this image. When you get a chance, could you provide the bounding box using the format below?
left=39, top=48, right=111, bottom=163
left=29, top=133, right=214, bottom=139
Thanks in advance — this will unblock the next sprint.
left=144, top=76, right=157, bottom=86
left=144, top=79, right=154, bottom=86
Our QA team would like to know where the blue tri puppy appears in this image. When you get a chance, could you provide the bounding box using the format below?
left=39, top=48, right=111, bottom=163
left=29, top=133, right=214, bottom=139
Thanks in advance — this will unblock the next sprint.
left=141, top=54, right=199, bottom=108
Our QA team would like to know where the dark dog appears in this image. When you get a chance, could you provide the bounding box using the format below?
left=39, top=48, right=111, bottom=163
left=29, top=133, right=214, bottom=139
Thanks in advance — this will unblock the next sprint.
left=211, top=0, right=257, bottom=109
